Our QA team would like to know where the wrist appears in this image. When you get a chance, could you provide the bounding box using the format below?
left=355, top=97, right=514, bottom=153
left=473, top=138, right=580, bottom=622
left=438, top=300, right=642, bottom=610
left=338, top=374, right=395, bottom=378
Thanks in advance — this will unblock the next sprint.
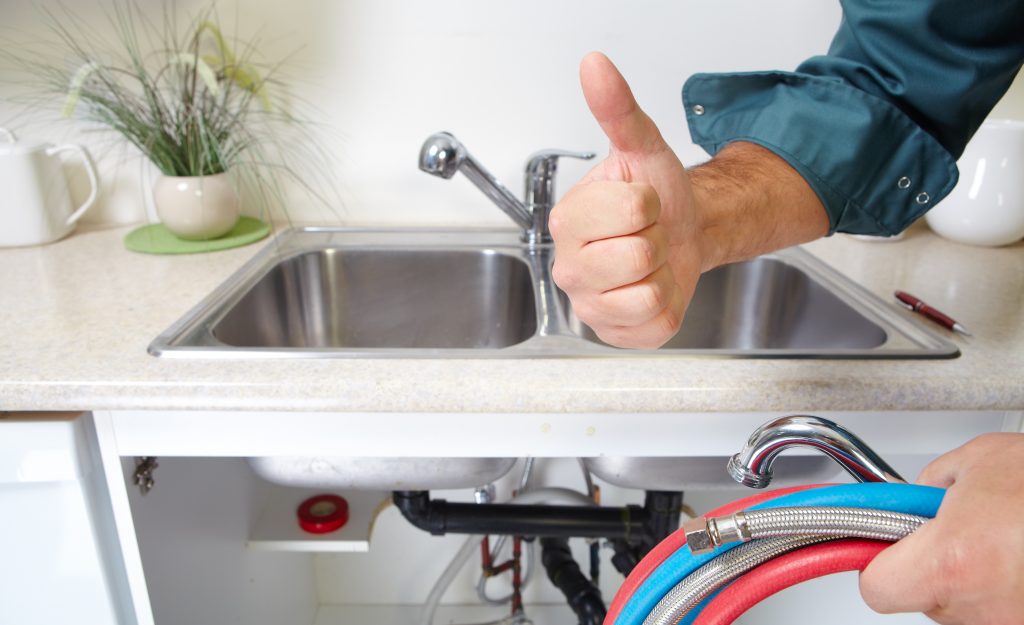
left=688, top=141, right=829, bottom=272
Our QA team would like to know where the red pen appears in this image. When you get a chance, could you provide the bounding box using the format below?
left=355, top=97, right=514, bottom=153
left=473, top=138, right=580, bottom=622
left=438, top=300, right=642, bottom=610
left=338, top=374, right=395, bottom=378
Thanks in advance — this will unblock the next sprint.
left=894, top=290, right=972, bottom=336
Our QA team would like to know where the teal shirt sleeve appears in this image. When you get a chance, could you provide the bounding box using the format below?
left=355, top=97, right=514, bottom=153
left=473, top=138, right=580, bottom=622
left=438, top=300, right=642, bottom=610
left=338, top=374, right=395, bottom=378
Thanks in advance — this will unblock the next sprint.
left=683, top=0, right=1024, bottom=236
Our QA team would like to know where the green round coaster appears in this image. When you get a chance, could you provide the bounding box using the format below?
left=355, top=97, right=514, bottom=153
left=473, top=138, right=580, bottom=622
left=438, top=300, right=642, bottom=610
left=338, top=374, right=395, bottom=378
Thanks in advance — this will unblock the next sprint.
left=124, top=217, right=271, bottom=255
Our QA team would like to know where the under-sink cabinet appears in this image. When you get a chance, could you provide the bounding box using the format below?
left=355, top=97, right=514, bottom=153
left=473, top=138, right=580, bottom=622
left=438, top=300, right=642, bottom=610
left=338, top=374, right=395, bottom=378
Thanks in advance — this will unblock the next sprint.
left=30, top=409, right=1016, bottom=625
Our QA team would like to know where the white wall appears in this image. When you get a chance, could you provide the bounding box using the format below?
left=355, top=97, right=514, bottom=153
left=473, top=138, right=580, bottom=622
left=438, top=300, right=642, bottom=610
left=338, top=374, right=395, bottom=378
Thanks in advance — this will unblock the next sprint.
left=2, top=1, right=1021, bottom=229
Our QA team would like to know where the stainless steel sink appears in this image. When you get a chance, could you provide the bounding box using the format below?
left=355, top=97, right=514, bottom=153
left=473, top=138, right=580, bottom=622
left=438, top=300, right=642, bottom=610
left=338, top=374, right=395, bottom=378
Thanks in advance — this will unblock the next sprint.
left=150, top=227, right=959, bottom=359
left=567, top=257, right=887, bottom=350
left=212, top=248, right=536, bottom=349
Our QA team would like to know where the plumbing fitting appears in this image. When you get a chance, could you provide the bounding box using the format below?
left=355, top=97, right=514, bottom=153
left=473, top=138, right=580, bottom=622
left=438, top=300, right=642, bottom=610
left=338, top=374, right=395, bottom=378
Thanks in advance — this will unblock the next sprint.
left=726, top=415, right=906, bottom=488
left=683, top=505, right=928, bottom=555
left=418, top=131, right=595, bottom=246
left=611, top=491, right=685, bottom=576
left=393, top=490, right=649, bottom=540
left=541, top=537, right=606, bottom=625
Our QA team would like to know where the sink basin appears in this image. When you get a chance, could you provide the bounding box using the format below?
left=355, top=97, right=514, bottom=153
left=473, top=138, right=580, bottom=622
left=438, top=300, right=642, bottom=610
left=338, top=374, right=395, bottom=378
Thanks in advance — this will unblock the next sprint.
left=150, top=227, right=958, bottom=358
left=212, top=248, right=536, bottom=349
left=567, top=257, right=887, bottom=350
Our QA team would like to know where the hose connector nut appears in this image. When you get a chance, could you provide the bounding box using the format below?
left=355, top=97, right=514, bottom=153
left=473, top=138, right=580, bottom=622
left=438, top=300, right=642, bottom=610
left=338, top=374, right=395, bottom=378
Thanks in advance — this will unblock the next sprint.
left=683, top=517, right=715, bottom=554
left=684, top=511, right=752, bottom=555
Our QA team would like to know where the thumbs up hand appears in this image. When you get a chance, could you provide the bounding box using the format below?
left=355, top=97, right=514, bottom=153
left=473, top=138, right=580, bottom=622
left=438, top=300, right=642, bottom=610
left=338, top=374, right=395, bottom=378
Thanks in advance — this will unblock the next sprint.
left=549, top=52, right=702, bottom=349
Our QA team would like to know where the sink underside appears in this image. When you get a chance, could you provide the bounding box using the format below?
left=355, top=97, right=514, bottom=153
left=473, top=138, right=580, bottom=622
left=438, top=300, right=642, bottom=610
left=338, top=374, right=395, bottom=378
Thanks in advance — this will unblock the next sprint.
left=246, top=454, right=846, bottom=491
left=248, top=456, right=518, bottom=491
left=150, top=227, right=959, bottom=359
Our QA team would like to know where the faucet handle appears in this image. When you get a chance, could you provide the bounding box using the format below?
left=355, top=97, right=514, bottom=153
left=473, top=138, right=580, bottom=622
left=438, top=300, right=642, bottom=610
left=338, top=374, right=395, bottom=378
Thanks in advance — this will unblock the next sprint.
left=522, top=149, right=596, bottom=245
left=524, top=149, right=596, bottom=210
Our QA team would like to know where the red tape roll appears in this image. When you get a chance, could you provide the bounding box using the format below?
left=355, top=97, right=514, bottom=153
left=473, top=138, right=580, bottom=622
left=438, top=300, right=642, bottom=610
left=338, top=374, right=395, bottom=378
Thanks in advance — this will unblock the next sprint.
left=297, top=494, right=349, bottom=534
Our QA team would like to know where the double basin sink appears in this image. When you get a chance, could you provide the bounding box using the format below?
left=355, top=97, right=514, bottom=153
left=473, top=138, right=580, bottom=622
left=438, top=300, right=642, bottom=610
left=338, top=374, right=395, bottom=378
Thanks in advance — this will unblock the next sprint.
left=151, top=227, right=957, bottom=359
left=151, top=227, right=957, bottom=491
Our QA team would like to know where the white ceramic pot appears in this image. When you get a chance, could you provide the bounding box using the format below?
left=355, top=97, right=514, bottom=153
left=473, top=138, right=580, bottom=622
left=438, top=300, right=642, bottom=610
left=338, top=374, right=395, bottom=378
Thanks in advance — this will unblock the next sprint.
left=152, top=172, right=240, bottom=240
left=0, top=128, right=99, bottom=247
left=925, top=119, right=1024, bottom=247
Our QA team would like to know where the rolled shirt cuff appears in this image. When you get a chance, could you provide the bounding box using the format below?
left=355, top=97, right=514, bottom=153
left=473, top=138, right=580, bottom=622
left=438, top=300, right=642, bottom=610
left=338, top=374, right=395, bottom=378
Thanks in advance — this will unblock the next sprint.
left=683, top=71, right=959, bottom=236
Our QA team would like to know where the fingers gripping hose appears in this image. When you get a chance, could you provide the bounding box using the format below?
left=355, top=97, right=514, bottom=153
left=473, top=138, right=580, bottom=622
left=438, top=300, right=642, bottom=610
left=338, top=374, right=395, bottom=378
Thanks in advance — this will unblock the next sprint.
left=607, top=483, right=944, bottom=625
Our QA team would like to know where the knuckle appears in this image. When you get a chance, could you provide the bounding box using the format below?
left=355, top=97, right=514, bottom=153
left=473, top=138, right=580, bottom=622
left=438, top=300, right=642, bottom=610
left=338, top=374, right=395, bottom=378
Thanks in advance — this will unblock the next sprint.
left=596, top=326, right=636, bottom=349
left=570, top=298, right=600, bottom=325
left=970, top=432, right=1014, bottom=451
left=657, top=300, right=684, bottom=337
left=547, top=206, right=567, bottom=239
left=931, top=534, right=1003, bottom=608
left=628, top=237, right=659, bottom=276
left=638, top=281, right=668, bottom=317
left=551, top=260, right=580, bottom=290
left=623, top=185, right=656, bottom=232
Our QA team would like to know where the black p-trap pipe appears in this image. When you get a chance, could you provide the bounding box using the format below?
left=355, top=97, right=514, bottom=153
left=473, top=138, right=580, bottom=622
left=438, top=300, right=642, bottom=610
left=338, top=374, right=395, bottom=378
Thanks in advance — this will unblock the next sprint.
left=392, top=490, right=649, bottom=540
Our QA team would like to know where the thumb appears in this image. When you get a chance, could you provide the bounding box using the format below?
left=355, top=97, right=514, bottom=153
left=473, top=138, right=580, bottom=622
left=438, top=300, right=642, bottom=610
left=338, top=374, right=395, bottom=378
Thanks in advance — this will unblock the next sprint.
left=859, top=523, right=943, bottom=615
left=580, top=52, right=668, bottom=156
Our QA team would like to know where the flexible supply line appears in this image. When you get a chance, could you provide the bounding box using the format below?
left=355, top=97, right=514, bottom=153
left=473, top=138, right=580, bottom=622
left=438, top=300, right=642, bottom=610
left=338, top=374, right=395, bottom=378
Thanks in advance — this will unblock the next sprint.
left=643, top=507, right=928, bottom=625
left=418, top=486, right=595, bottom=625
left=691, top=539, right=888, bottom=625
left=684, top=506, right=929, bottom=554
left=642, top=536, right=831, bottom=625
left=603, top=485, right=823, bottom=625
left=479, top=460, right=596, bottom=607
left=610, top=483, right=944, bottom=625
left=419, top=535, right=482, bottom=625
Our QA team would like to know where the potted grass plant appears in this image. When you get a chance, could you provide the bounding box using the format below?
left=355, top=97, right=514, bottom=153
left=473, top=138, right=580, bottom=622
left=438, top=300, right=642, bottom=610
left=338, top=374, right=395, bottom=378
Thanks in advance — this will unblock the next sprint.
left=6, top=2, right=335, bottom=242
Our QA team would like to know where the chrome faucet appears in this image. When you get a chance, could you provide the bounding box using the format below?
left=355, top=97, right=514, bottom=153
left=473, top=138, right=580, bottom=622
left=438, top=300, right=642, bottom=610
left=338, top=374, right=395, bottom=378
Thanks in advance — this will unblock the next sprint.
left=727, top=415, right=906, bottom=488
left=418, top=132, right=595, bottom=246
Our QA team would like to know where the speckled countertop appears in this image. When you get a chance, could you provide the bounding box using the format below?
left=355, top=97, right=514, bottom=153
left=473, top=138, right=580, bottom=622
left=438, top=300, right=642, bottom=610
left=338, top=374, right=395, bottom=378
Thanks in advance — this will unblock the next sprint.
left=1, top=222, right=1021, bottom=413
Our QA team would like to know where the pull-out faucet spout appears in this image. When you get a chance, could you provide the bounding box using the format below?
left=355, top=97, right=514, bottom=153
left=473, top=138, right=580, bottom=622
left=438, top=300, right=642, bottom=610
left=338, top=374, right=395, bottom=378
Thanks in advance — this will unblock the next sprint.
left=418, top=131, right=594, bottom=245
left=419, top=132, right=532, bottom=230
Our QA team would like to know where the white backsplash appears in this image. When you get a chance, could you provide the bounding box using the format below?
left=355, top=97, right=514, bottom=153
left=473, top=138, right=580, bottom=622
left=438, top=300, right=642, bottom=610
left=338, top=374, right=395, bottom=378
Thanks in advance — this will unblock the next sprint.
left=2, top=0, right=1021, bottom=229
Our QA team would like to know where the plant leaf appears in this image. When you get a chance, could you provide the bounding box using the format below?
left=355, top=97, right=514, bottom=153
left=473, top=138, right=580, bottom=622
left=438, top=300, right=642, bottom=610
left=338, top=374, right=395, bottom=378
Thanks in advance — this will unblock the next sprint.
left=62, top=60, right=102, bottom=118
left=170, top=53, right=220, bottom=96
left=196, top=20, right=236, bottom=68
left=230, top=64, right=272, bottom=111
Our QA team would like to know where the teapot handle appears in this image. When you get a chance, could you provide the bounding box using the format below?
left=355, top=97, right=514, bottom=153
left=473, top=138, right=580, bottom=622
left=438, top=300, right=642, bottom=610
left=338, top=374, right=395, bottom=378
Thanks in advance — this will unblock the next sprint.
left=46, top=143, right=99, bottom=226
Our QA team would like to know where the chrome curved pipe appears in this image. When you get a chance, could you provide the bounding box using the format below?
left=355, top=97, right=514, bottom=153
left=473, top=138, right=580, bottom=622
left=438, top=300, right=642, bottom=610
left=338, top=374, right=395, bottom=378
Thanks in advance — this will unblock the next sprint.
left=727, top=415, right=906, bottom=488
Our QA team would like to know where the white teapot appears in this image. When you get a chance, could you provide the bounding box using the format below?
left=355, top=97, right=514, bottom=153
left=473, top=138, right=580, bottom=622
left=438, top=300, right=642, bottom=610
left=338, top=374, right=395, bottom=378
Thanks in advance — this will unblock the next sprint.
left=0, top=128, right=99, bottom=247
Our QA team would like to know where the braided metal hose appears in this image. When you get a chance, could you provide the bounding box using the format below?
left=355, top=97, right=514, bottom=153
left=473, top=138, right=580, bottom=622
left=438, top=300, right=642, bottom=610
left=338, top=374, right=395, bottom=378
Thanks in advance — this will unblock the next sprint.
left=684, top=506, right=928, bottom=553
left=740, top=506, right=927, bottom=542
left=641, top=536, right=830, bottom=625
left=646, top=506, right=931, bottom=625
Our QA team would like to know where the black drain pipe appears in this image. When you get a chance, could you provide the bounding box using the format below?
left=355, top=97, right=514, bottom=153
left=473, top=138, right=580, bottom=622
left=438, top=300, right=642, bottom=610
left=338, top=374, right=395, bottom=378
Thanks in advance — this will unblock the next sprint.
left=541, top=537, right=606, bottom=625
left=392, top=491, right=649, bottom=540
left=610, top=491, right=684, bottom=576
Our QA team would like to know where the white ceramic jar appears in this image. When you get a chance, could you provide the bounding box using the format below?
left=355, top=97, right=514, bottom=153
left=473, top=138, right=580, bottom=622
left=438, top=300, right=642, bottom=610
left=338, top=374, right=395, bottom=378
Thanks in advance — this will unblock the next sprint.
left=0, top=129, right=99, bottom=247
left=925, top=119, right=1024, bottom=247
left=152, top=172, right=240, bottom=240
